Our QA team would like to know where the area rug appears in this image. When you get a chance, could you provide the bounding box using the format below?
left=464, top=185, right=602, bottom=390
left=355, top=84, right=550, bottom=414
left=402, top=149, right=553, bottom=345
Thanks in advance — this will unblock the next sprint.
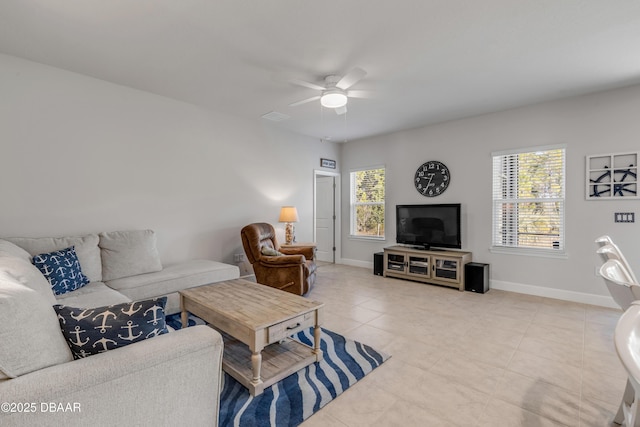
left=166, top=313, right=390, bottom=427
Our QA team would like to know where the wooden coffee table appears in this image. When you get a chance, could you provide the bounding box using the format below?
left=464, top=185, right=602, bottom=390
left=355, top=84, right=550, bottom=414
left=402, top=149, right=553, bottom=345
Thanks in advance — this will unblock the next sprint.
left=179, top=278, right=324, bottom=396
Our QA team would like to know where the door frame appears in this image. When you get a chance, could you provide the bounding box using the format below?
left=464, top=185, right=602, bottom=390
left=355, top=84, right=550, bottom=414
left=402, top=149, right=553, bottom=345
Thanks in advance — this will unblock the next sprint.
left=313, top=169, right=341, bottom=264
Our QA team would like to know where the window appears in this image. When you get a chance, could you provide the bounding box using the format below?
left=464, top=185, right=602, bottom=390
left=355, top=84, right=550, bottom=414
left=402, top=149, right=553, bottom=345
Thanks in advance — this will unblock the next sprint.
left=350, top=167, right=385, bottom=239
left=492, top=146, right=565, bottom=254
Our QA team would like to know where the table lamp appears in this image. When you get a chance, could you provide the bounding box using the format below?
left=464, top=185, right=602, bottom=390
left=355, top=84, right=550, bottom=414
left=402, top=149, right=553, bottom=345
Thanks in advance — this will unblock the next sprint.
left=279, top=206, right=299, bottom=245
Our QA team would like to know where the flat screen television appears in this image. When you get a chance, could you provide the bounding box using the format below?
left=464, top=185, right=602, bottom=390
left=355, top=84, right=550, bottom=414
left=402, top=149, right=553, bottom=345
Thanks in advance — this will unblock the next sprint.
left=396, top=203, right=461, bottom=249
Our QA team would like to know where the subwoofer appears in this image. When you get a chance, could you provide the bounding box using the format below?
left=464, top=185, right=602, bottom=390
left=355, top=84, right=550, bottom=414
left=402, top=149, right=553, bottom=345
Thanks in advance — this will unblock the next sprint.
left=373, top=252, right=384, bottom=276
left=465, top=262, right=490, bottom=293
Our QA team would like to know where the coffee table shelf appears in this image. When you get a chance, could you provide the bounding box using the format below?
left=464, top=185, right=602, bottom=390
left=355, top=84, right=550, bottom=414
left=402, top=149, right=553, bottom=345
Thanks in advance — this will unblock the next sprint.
left=222, top=333, right=318, bottom=392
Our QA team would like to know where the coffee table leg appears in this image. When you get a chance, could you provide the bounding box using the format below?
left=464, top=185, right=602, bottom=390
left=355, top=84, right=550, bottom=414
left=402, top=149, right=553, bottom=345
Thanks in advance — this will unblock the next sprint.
left=251, top=351, right=262, bottom=384
left=181, top=309, right=188, bottom=329
left=313, top=326, right=323, bottom=361
left=179, top=294, right=188, bottom=329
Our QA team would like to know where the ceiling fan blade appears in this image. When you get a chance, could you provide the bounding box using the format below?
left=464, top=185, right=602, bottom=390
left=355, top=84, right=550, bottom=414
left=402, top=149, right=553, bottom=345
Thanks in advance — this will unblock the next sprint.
left=288, top=95, right=321, bottom=107
left=335, top=105, right=347, bottom=115
left=288, top=78, right=326, bottom=91
left=347, top=90, right=373, bottom=99
left=336, top=67, right=366, bottom=90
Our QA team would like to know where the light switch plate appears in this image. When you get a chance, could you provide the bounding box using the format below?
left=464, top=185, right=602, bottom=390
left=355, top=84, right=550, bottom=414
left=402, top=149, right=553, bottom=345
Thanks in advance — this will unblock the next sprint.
left=615, top=212, right=635, bottom=223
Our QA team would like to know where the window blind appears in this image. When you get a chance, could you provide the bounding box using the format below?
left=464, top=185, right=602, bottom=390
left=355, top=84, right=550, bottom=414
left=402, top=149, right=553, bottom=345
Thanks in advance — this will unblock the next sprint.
left=492, top=147, right=565, bottom=251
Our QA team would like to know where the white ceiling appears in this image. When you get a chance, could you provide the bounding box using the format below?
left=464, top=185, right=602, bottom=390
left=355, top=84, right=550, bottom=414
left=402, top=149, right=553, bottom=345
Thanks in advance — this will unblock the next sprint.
left=2, top=1, right=640, bottom=142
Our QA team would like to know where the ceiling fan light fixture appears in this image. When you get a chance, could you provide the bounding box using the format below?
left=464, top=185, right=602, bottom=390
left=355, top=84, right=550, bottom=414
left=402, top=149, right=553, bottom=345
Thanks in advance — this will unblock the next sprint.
left=320, top=90, right=348, bottom=108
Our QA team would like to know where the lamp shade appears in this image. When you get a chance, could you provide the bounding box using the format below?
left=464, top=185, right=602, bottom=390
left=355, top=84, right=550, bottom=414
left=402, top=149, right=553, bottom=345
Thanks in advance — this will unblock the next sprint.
left=279, top=206, right=299, bottom=223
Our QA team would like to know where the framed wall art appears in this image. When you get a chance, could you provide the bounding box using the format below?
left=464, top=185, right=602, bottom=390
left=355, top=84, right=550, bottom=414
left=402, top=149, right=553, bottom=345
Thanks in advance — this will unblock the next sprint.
left=321, top=158, right=336, bottom=169
left=586, top=152, right=638, bottom=199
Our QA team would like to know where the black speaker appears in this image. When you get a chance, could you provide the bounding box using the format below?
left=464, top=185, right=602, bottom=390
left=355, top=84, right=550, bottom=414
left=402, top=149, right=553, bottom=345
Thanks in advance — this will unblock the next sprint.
left=373, top=252, right=384, bottom=276
left=465, top=262, right=490, bottom=293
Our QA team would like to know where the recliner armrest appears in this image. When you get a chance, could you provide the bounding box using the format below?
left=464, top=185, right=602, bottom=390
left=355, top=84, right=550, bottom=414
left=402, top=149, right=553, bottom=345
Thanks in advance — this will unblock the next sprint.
left=279, top=246, right=315, bottom=260
left=259, top=254, right=306, bottom=266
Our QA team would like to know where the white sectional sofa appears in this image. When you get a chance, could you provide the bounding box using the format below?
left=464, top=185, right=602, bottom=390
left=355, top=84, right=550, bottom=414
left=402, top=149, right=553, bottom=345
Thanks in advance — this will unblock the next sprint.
left=0, top=230, right=240, bottom=426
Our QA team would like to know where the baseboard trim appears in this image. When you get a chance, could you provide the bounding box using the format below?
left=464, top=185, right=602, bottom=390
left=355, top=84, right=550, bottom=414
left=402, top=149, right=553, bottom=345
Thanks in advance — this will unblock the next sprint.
left=340, top=258, right=373, bottom=269
left=490, top=280, right=617, bottom=309
left=339, top=258, right=617, bottom=308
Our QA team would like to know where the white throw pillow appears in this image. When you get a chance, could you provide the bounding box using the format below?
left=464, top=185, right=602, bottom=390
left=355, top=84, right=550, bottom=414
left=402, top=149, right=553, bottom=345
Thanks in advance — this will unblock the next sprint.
left=0, top=239, right=31, bottom=261
left=6, top=234, right=102, bottom=283
left=0, top=275, right=73, bottom=378
left=0, top=256, right=56, bottom=305
left=99, top=230, right=163, bottom=281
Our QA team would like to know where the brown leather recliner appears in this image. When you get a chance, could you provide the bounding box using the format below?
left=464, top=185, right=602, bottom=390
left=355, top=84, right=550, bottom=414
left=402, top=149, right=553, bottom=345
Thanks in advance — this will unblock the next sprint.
left=240, top=223, right=317, bottom=296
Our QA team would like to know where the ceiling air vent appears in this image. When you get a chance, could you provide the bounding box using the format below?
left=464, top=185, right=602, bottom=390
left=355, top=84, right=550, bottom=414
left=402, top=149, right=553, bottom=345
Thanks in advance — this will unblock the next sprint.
left=261, top=111, right=290, bottom=122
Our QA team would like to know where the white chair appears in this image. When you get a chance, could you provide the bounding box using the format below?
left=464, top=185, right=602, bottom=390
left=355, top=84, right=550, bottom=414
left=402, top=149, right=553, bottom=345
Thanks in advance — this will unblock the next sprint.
left=614, top=301, right=640, bottom=426
left=596, top=235, right=638, bottom=283
left=599, top=259, right=640, bottom=311
left=596, top=235, right=615, bottom=245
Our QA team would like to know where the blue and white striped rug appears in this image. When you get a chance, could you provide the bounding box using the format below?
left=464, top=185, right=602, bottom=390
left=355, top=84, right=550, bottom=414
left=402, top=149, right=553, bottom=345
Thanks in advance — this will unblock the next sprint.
left=166, top=313, right=390, bottom=427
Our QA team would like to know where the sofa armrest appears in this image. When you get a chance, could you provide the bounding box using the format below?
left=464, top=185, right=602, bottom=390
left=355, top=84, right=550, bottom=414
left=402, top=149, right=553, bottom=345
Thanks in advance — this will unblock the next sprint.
left=0, top=326, right=223, bottom=427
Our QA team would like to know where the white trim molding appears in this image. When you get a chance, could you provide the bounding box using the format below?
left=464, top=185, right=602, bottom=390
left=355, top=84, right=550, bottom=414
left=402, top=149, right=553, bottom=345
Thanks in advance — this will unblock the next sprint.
left=490, top=279, right=618, bottom=309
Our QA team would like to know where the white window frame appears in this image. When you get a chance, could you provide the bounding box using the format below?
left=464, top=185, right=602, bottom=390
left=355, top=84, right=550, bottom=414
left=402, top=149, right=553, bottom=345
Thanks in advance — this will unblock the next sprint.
left=491, top=145, right=567, bottom=258
left=349, top=165, right=386, bottom=241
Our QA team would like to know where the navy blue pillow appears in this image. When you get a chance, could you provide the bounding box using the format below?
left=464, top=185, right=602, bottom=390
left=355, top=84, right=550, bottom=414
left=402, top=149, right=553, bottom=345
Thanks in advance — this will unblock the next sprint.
left=32, top=246, right=90, bottom=295
left=54, top=298, right=168, bottom=359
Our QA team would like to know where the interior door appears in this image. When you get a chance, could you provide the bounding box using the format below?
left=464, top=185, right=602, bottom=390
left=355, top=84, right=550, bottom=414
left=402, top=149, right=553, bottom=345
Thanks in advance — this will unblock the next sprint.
left=315, top=175, right=335, bottom=263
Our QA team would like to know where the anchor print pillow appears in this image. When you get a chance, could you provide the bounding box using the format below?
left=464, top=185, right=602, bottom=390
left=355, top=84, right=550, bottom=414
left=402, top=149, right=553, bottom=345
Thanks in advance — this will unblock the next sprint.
left=32, top=246, right=90, bottom=295
left=53, top=297, right=168, bottom=359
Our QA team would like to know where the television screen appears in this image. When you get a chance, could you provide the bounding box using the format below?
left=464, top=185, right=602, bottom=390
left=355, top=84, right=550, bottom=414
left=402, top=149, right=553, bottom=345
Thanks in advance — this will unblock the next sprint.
left=396, top=204, right=461, bottom=249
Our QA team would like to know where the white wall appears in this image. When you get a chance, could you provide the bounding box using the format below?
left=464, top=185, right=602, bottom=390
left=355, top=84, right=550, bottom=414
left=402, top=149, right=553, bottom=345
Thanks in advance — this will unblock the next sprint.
left=341, top=85, right=640, bottom=306
left=0, top=53, right=340, bottom=265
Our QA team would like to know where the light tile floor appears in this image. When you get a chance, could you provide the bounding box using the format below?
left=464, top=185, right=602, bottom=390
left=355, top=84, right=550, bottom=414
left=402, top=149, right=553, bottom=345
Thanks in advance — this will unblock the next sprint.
left=300, top=263, right=624, bottom=427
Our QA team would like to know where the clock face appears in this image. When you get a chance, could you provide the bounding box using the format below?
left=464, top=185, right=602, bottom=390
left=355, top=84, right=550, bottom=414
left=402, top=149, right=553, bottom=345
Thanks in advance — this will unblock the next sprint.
left=415, top=161, right=450, bottom=197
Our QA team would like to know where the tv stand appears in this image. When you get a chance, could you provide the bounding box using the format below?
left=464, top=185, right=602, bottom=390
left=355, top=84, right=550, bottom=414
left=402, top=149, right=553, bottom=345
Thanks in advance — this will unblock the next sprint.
left=383, top=245, right=472, bottom=291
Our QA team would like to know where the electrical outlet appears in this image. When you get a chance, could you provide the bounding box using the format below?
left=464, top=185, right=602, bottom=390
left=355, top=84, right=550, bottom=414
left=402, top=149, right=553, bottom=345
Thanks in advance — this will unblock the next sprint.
left=233, top=253, right=246, bottom=263
left=595, top=266, right=601, bottom=277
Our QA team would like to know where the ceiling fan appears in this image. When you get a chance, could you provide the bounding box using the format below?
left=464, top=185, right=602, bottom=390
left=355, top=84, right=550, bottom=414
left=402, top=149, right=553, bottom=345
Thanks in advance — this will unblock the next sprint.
left=288, top=67, right=368, bottom=115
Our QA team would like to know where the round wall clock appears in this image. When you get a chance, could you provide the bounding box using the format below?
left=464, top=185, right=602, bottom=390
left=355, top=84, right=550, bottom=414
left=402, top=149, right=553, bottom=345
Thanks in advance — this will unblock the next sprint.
left=414, top=161, right=450, bottom=197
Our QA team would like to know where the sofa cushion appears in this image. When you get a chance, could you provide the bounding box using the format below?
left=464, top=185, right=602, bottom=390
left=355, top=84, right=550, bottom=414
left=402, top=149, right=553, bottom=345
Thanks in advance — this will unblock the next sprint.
left=54, top=297, right=168, bottom=359
left=106, top=259, right=240, bottom=301
left=99, top=230, right=163, bottom=281
left=6, top=234, right=102, bottom=283
left=0, top=275, right=73, bottom=378
left=0, top=256, right=56, bottom=305
left=32, top=246, right=90, bottom=296
left=0, top=239, right=31, bottom=261
left=55, top=281, right=131, bottom=308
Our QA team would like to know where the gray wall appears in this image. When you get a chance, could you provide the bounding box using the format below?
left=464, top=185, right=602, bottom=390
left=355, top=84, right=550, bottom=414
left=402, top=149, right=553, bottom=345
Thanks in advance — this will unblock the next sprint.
left=0, top=53, right=340, bottom=266
left=341, top=85, right=640, bottom=306
left=3, top=50, right=638, bottom=306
